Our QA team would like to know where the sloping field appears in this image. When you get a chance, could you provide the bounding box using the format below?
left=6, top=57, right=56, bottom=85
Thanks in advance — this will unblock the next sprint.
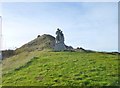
left=2, top=51, right=119, bottom=86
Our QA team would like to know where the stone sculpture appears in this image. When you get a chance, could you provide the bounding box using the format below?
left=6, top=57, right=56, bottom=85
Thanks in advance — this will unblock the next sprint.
left=54, top=28, right=66, bottom=51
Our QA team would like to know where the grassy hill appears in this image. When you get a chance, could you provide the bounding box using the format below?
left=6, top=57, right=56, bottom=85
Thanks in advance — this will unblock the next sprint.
left=2, top=34, right=55, bottom=59
left=2, top=34, right=119, bottom=87
left=2, top=50, right=119, bottom=86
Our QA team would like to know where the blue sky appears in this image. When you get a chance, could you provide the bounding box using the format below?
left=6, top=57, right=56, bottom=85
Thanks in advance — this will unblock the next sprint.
left=1, top=2, right=118, bottom=52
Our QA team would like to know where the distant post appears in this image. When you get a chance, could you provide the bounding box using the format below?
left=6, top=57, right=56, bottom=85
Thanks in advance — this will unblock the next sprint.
left=0, top=16, right=2, bottom=60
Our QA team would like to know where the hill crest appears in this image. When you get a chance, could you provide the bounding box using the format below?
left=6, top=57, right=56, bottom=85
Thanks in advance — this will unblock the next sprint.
left=15, top=34, right=56, bottom=54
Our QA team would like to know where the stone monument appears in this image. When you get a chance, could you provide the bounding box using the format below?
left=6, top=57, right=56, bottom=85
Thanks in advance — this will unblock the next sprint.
left=54, top=28, right=66, bottom=51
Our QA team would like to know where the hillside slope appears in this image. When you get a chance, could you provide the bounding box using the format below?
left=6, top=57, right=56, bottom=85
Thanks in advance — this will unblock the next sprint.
left=2, top=51, right=119, bottom=86
left=2, top=34, right=74, bottom=59
left=15, top=34, right=55, bottom=54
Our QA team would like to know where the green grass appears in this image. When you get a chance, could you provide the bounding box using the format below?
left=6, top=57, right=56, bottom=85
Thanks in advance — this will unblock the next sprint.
left=2, top=51, right=119, bottom=86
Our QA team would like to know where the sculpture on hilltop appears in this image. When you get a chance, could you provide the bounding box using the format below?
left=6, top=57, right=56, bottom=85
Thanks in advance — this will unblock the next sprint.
left=54, top=28, right=66, bottom=51
left=56, top=28, right=64, bottom=43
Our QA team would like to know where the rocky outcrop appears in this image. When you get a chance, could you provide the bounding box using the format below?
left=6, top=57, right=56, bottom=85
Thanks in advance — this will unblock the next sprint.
left=15, top=34, right=55, bottom=54
left=2, top=50, right=15, bottom=59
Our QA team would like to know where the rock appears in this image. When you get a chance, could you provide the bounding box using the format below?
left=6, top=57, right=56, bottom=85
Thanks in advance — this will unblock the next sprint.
left=37, top=35, right=40, bottom=38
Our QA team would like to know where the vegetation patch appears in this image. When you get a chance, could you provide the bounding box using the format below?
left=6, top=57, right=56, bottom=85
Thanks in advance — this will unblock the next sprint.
left=2, top=51, right=119, bottom=86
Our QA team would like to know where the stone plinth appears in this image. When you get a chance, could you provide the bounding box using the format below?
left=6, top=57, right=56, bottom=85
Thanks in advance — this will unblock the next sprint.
left=54, top=42, right=66, bottom=51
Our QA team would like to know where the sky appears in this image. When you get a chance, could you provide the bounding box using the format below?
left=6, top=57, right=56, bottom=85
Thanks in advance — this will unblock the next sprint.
left=0, top=0, right=120, bottom=2
left=0, top=2, right=118, bottom=52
